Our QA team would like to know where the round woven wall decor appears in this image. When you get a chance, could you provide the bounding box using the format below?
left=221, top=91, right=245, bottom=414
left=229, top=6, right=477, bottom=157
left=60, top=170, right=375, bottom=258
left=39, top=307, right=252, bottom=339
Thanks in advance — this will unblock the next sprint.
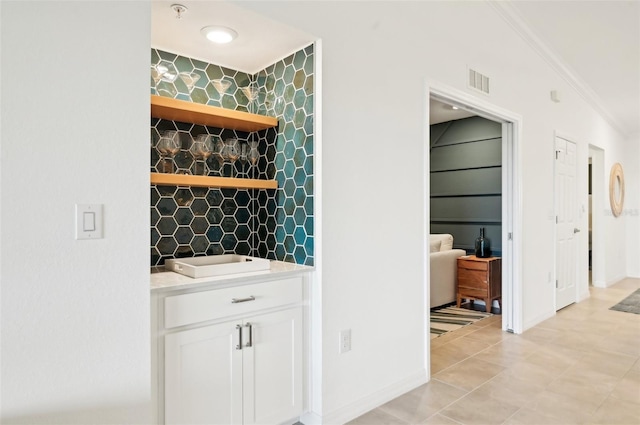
left=609, top=162, right=625, bottom=217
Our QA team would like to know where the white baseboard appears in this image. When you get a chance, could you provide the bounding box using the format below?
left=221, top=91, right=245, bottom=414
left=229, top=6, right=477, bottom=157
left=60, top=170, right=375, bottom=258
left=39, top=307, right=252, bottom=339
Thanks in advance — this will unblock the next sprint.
left=607, top=275, right=629, bottom=287
left=578, top=289, right=590, bottom=302
left=523, top=309, right=555, bottom=332
left=300, top=411, right=322, bottom=425
left=315, top=370, right=427, bottom=425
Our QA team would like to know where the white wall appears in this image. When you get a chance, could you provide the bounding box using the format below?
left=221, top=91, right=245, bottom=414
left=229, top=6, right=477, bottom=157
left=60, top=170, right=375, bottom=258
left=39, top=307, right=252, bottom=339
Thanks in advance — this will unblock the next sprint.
left=1, top=1, right=635, bottom=424
left=239, top=1, right=636, bottom=422
left=1, top=2, right=151, bottom=423
left=626, top=132, right=640, bottom=278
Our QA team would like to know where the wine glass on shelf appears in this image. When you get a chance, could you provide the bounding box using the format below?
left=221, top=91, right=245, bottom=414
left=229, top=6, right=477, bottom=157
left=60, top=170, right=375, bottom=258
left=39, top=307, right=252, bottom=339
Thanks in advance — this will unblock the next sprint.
left=190, top=134, right=214, bottom=175
left=222, top=138, right=239, bottom=177
left=179, top=72, right=201, bottom=96
left=241, top=83, right=260, bottom=113
left=210, top=137, right=224, bottom=176
left=248, top=141, right=259, bottom=178
left=157, top=130, right=180, bottom=173
left=212, top=78, right=232, bottom=106
left=239, top=142, right=248, bottom=175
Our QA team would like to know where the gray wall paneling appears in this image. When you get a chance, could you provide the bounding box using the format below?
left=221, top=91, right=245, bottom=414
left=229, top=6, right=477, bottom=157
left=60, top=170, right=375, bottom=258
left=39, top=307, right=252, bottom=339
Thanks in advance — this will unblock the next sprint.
left=430, top=116, right=502, bottom=254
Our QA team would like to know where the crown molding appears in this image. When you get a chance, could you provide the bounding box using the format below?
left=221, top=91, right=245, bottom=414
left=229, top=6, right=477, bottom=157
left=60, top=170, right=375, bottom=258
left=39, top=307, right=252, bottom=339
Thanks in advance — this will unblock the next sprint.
left=488, top=1, right=628, bottom=136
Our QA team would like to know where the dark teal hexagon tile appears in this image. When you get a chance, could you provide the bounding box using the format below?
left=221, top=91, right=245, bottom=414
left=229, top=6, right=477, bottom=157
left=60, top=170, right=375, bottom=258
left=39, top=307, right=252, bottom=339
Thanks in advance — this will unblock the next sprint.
left=221, top=234, right=237, bottom=251
left=150, top=45, right=314, bottom=266
left=236, top=224, right=251, bottom=242
left=206, top=207, right=223, bottom=225
left=151, top=207, right=160, bottom=226
left=157, top=50, right=177, bottom=62
left=294, top=246, right=306, bottom=265
left=151, top=228, right=160, bottom=246
left=293, top=109, right=306, bottom=129
left=206, top=225, right=223, bottom=241
left=191, top=217, right=209, bottom=234
left=236, top=241, right=251, bottom=255
left=284, top=236, right=296, bottom=257
left=191, top=235, right=209, bottom=254
left=157, top=236, right=177, bottom=255
left=293, top=207, right=306, bottom=227
left=190, top=199, right=208, bottom=216
left=174, top=188, right=193, bottom=207
left=157, top=217, right=178, bottom=236
left=304, top=196, right=314, bottom=216
left=294, top=226, right=306, bottom=246
left=175, top=207, right=194, bottom=226
left=304, top=236, right=314, bottom=257
left=303, top=154, right=313, bottom=176
left=293, top=49, right=306, bottom=70
left=157, top=197, right=178, bottom=216
left=275, top=244, right=286, bottom=260
left=293, top=186, right=306, bottom=206
left=293, top=70, right=305, bottom=90
left=283, top=216, right=296, bottom=235
left=174, top=227, right=194, bottom=245
left=207, top=244, right=224, bottom=256
left=151, top=247, right=161, bottom=266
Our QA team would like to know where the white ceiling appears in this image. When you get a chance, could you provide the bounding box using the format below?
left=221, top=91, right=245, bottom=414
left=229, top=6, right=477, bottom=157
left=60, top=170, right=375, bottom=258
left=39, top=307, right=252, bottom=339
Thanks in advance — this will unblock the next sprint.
left=150, top=1, right=316, bottom=74
left=151, top=1, right=639, bottom=136
left=497, top=0, right=640, bottom=136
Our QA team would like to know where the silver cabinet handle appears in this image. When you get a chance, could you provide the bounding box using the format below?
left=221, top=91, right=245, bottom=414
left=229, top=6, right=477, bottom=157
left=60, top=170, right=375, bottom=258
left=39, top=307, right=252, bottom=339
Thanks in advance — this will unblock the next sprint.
left=245, top=322, right=253, bottom=348
left=574, top=228, right=581, bottom=233
left=231, top=295, right=255, bottom=304
left=235, top=324, right=243, bottom=350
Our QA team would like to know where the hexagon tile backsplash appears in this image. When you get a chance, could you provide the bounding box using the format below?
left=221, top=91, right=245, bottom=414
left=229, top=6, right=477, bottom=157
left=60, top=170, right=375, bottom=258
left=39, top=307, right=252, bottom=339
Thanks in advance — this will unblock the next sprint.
left=150, top=45, right=314, bottom=267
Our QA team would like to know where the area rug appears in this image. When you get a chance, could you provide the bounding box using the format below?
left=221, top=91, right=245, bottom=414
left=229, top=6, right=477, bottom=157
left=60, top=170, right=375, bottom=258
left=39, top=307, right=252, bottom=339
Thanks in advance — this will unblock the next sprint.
left=430, top=306, right=492, bottom=339
left=610, top=289, right=640, bottom=315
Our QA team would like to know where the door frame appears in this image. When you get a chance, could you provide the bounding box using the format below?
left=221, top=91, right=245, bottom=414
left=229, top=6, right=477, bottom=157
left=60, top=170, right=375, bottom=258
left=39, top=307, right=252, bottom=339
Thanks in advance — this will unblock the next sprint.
left=425, top=81, right=523, bottom=348
left=588, top=145, right=606, bottom=288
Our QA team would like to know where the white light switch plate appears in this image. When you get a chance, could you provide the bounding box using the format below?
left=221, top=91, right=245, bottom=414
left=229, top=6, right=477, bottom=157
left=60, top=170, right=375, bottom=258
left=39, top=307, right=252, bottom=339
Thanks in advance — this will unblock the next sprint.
left=76, top=204, right=103, bottom=240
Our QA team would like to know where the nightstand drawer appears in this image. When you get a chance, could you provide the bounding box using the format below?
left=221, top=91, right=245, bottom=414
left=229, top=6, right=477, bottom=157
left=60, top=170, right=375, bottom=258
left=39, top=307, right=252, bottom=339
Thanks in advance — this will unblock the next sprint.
left=457, top=287, right=490, bottom=299
left=458, top=259, right=489, bottom=271
left=457, top=268, right=489, bottom=287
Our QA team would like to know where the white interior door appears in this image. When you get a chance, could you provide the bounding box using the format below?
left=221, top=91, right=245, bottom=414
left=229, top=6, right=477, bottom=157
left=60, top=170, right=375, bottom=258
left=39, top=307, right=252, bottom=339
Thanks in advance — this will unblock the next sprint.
left=555, top=137, right=578, bottom=310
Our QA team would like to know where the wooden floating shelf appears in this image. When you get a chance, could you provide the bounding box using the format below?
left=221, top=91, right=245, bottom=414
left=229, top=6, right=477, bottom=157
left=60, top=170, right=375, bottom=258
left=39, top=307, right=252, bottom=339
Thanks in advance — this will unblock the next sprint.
left=151, top=95, right=278, bottom=132
left=150, top=173, right=278, bottom=190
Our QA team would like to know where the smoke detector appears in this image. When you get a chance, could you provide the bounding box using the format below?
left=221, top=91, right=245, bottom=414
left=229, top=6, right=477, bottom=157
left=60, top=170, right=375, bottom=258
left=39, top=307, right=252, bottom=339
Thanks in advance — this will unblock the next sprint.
left=171, top=4, right=187, bottom=19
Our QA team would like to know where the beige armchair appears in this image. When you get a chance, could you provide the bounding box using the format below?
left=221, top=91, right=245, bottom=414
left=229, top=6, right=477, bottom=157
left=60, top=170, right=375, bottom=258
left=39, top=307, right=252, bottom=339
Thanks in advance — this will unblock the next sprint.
left=430, top=234, right=467, bottom=308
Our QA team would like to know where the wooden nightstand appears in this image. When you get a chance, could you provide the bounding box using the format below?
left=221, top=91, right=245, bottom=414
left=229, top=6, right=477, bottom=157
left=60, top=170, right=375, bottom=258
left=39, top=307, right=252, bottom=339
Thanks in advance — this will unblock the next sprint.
left=456, top=256, right=501, bottom=313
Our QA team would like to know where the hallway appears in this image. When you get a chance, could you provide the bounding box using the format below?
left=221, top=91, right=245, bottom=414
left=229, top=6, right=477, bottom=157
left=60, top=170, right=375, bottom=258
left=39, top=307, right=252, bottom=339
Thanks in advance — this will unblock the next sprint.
left=349, top=278, right=640, bottom=424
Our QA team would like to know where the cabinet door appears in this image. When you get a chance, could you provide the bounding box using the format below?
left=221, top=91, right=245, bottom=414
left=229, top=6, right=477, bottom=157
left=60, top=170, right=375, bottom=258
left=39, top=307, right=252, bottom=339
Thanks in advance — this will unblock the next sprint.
left=243, top=308, right=303, bottom=425
left=165, top=322, right=243, bottom=425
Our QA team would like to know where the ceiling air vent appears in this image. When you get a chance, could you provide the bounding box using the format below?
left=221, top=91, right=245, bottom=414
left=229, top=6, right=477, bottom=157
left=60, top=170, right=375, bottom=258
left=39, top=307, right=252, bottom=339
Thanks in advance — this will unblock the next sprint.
left=468, top=68, right=490, bottom=95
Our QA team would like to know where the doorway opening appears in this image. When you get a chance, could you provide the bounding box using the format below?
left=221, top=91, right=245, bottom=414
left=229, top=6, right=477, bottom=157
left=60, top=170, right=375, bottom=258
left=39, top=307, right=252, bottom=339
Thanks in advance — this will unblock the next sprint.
left=429, top=100, right=503, bottom=314
left=426, top=82, right=523, bottom=376
left=588, top=145, right=605, bottom=287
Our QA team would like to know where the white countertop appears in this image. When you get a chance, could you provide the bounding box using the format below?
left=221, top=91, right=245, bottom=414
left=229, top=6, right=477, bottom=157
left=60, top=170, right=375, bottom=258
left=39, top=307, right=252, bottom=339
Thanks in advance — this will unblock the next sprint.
left=150, top=260, right=313, bottom=293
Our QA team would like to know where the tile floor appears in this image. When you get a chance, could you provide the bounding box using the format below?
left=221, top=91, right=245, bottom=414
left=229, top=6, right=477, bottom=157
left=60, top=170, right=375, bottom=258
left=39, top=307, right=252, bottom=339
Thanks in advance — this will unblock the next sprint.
left=348, top=278, right=640, bottom=425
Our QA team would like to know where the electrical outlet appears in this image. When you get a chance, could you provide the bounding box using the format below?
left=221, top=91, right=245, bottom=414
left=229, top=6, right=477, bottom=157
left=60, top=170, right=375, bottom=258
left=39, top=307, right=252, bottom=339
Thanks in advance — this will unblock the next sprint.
left=339, top=329, right=351, bottom=354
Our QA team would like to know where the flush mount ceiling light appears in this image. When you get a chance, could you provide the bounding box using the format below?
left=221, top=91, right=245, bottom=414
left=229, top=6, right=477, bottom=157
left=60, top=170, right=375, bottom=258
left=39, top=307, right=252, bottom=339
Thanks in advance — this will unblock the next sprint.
left=201, top=26, right=238, bottom=44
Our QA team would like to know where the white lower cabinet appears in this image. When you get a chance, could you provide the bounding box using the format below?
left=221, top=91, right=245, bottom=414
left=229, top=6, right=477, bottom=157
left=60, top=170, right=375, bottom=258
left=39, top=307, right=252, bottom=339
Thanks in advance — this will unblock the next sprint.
left=157, top=276, right=305, bottom=425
